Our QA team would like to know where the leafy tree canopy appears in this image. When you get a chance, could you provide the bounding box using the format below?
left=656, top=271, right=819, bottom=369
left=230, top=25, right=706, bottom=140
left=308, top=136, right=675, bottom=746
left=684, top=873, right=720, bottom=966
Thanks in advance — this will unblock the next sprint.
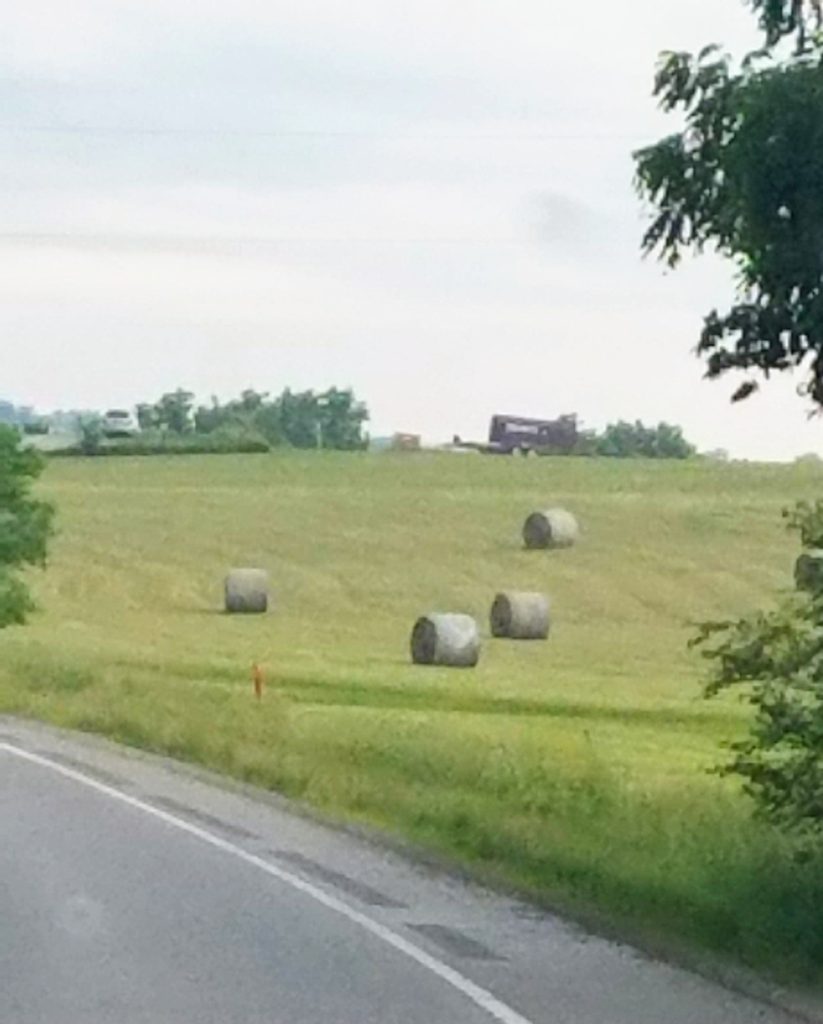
left=0, top=426, right=54, bottom=627
left=750, top=0, right=822, bottom=50
left=587, top=420, right=695, bottom=459
left=194, top=387, right=369, bottom=451
left=694, top=500, right=823, bottom=832
left=155, top=389, right=195, bottom=434
left=635, top=2, right=823, bottom=405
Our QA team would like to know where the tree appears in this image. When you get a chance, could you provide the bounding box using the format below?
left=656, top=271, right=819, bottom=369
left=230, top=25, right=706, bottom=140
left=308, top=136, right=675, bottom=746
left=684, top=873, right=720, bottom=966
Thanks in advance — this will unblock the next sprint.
left=694, top=500, right=823, bottom=832
left=254, top=388, right=369, bottom=450
left=634, top=14, right=823, bottom=405
left=637, top=3, right=823, bottom=839
left=193, top=396, right=228, bottom=435
left=77, top=415, right=103, bottom=455
left=147, top=386, right=370, bottom=450
left=276, top=389, right=324, bottom=448
left=594, top=420, right=695, bottom=459
left=316, top=388, right=369, bottom=450
left=154, top=389, right=195, bottom=434
left=136, top=403, right=159, bottom=431
left=0, top=426, right=54, bottom=627
left=750, top=0, right=822, bottom=50
left=238, top=389, right=268, bottom=414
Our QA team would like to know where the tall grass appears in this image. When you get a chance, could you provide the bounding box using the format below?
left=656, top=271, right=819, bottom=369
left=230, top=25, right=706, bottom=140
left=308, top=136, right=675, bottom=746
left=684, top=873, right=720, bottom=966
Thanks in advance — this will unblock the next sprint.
left=3, top=644, right=823, bottom=980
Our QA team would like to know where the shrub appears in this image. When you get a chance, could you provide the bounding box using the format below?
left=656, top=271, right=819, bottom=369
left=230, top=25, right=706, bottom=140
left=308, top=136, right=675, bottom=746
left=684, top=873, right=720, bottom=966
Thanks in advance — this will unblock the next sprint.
left=0, top=425, right=54, bottom=626
left=595, top=421, right=695, bottom=459
left=78, top=415, right=103, bottom=455
left=694, top=499, right=823, bottom=833
left=49, top=433, right=270, bottom=458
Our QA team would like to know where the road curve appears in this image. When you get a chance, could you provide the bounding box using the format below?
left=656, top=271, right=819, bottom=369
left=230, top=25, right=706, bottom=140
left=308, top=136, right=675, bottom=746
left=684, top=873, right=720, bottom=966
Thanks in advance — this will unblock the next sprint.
left=0, top=719, right=809, bottom=1024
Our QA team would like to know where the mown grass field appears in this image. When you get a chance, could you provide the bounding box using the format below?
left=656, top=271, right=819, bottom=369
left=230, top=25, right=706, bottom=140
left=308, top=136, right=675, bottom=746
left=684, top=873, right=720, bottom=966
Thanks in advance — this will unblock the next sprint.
left=4, top=451, right=823, bottom=980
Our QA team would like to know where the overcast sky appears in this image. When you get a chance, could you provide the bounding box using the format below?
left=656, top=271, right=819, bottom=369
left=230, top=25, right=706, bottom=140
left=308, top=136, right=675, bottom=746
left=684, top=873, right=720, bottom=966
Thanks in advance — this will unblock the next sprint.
left=3, top=0, right=819, bottom=459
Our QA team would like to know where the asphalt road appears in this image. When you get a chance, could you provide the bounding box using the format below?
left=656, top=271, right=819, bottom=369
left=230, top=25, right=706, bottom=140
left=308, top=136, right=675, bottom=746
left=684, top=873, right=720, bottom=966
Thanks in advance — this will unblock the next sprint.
left=0, top=719, right=811, bottom=1024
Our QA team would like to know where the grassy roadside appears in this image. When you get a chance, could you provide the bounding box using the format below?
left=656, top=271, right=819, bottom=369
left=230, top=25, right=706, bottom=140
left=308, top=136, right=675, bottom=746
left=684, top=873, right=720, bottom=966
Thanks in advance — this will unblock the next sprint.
left=3, top=452, right=823, bottom=981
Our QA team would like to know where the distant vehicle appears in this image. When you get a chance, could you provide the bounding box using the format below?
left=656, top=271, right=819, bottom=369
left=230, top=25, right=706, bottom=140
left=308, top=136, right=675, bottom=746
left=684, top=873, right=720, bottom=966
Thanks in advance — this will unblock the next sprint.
left=391, top=432, right=421, bottom=452
left=454, top=414, right=580, bottom=455
left=101, top=409, right=140, bottom=438
left=488, top=414, right=579, bottom=455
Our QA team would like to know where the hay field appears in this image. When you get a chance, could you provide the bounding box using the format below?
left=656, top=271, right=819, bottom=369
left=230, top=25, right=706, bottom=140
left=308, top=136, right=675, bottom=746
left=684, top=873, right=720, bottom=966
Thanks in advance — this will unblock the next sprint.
left=3, top=451, right=823, bottom=978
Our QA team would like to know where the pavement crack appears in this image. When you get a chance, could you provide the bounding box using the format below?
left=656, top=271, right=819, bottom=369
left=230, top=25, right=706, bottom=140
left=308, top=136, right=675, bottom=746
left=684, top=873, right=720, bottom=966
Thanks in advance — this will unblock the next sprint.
left=272, top=850, right=408, bottom=909
left=147, top=795, right=259, bottom=841
left=32, top=751, right=131, bottom=790
left=407, top=923, right=505, bottom=961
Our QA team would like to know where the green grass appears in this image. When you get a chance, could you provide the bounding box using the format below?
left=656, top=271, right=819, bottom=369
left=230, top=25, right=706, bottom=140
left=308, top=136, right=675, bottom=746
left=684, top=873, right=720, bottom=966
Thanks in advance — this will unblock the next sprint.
left=4, top=451, right=823, bottom=980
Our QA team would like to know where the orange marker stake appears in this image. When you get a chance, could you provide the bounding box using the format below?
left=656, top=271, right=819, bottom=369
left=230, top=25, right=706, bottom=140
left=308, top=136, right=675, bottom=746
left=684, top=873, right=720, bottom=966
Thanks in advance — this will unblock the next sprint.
left=252, top=662, right=264, bottom=701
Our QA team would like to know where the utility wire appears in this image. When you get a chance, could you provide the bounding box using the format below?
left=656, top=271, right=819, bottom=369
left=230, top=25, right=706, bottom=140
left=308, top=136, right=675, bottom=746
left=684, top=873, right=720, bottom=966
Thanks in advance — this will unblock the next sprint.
left=0, top=123, right=643, bottom=142
left=0, top=231, right=533, bottom=246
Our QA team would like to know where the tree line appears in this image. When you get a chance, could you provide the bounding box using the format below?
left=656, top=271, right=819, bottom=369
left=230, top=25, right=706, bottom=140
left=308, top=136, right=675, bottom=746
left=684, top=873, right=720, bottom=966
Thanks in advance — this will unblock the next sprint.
left=137, top=387, right=368, bottom=450
left=638, top=0, right=823, bottom=836
left=575, top=421, right=695, bottom=460
left=74, top=387, right=370, bottom=454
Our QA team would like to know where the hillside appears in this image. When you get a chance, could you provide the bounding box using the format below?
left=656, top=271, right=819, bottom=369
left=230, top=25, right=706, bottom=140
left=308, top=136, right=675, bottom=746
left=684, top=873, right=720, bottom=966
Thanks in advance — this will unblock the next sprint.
left=3, top=451, right=823, bottom=978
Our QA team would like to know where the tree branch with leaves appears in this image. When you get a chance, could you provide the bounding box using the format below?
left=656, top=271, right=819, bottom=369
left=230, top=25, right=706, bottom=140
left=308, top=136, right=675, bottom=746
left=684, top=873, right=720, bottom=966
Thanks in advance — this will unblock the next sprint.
left=0, top=426, right=54, bottom=627
left=635, top=8, right=823, bottom=404
left=694, top=501, right=823, bottom=832
left=749, top=0, right=822, bottom=50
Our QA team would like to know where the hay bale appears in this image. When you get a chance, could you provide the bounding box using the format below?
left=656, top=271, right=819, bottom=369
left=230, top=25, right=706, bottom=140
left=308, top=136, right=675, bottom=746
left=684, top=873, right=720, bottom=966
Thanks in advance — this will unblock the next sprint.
left=490, top=591, right=550, bottom=640
left=795, top=550, right=823, bottom=593
left=224, top=568, right=269, bottom=614
left=522, top=508, right=579, bottom=550
left=410, top=613, right=480, bottom=668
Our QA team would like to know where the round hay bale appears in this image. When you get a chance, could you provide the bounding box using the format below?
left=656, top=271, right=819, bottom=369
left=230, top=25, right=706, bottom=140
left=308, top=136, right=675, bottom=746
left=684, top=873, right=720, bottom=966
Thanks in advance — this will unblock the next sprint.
left=795, top=550, right=823, bottom=593
left=224, top=568, right=269, bottom=614
left=490, top=591, right=550, bottom=640
left=410, top=613, right=480, bottom=668
left=522, top=508, right=579, bottom=550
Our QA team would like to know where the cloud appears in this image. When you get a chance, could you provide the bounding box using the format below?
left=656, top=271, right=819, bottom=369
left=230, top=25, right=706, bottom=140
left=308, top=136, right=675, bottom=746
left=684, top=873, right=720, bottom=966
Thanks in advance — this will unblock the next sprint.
left=0, top=0, right=814, bottom=460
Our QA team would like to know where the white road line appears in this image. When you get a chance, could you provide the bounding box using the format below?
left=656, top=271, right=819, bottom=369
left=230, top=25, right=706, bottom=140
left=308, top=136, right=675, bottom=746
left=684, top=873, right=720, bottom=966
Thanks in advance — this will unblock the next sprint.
left=1, top=742, right=535, bottom=1024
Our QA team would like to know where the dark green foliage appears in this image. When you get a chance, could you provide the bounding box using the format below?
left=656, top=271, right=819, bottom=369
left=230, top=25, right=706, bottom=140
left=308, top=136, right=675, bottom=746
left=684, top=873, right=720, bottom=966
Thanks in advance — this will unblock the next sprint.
left=61, top=385, right=370, bottom=458
left=591, top=421, right=695, bottom=459
left=153, top=389, right=195, bottom=434
left=136, top=403, right=160, bottom=431
left=315, top=388, right=370, bottom=450
left=78, top=415, right=103, bottom=455
left=193, top=389, right=269, bottom=435
left=694, top=500, right=823, bottom=832
left=134, top=390, right=195, bottom=434
left=195, top=386, right=369, bottom=451
left=750, top=0, right=822, bottom=49
left=22, top=420, right=49, bottom=437
left=262, top=389, right=319, bottom=448
left=635, top=10, right=823, bottom=404
left=50, top=433, right=271, bottom=457
left=0, top=573, right=34, bottom=626
left=0, top=425, right=54, bottom=627
left=192, top=397, right=227, bottom=435
left=552, top=421, right=695, bottom=459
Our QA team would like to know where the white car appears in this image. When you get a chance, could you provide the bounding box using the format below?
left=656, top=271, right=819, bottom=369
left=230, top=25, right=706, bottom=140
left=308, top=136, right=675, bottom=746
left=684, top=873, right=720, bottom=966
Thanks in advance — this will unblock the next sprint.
left=101, top=409, right=140, bottom=438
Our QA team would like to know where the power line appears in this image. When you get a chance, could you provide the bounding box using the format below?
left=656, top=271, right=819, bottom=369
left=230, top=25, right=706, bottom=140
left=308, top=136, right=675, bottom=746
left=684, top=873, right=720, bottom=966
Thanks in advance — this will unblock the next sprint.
left=0, top=123, right=643, bottom=142
left=0, top=231, right=534, bottom=247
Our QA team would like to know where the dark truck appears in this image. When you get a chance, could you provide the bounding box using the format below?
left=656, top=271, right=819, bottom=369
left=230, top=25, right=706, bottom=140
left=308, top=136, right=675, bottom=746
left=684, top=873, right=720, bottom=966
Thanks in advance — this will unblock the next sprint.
left=454, top=414, right=579, bottom=455
left=489, top=413, right=579, bottom=454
